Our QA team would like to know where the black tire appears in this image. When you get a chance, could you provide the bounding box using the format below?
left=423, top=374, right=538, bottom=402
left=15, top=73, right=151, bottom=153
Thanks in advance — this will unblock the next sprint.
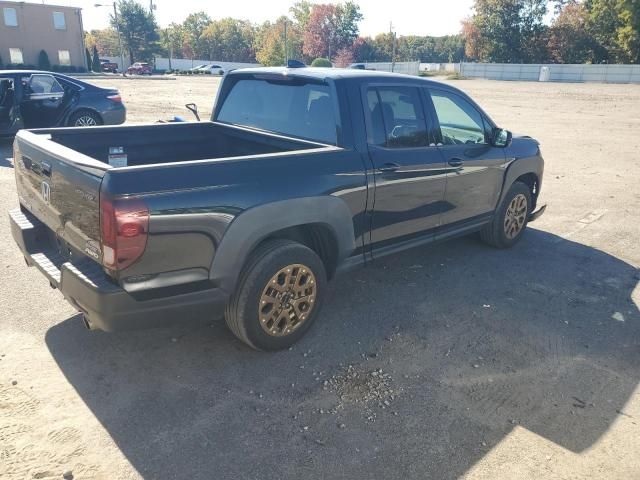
left=480, top=181, right=532, bottom=248
left=68, top=110, right=102, bottom=127
left=225, top=239, right=327, bottom=351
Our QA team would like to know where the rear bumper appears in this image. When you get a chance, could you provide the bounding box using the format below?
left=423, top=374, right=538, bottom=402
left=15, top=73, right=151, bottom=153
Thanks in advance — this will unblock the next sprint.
left=10, top=208, right=228, bottom=332
left=101, top=105, right=126, bottom=126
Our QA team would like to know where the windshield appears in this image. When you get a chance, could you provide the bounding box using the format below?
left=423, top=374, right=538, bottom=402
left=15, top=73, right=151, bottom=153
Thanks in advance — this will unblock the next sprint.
left=216, top=78, right=337, bottom=145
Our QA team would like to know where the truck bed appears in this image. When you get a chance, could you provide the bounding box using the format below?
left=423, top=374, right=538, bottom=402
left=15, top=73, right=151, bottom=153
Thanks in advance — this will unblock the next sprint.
left=37, top=121, right=327, bottom=167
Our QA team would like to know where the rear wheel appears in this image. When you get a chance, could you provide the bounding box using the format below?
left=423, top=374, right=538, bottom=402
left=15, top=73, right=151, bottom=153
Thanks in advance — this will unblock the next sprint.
left=225, top=239, right=327, bottom=351
left=480, top=181, right=532, bottom=248
left=68, top=111, right=102, bottom=127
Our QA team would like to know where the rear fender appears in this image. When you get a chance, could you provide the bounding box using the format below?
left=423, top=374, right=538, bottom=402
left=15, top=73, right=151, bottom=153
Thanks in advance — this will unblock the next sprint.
left=210, top=196, right=356, bottom=293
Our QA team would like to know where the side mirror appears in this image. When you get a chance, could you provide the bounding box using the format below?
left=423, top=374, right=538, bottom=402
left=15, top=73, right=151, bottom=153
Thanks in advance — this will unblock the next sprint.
left=185, top=103, right=200, bottom=121
left=492, top=128, right=512, bottom=147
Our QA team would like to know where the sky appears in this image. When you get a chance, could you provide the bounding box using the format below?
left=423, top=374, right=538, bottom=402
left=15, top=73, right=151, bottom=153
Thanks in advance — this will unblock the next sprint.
left=32, top=0, right=475, bottom=37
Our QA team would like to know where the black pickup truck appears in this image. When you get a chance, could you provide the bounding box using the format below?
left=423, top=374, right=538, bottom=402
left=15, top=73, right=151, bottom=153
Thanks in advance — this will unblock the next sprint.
left=10, top=67, right=545, bottom=350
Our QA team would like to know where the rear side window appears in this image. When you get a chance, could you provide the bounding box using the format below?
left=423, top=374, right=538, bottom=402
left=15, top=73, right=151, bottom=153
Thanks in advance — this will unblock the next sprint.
left=365, top=86, right=428, bottom=148
left=429, top=89, right=487, bottom=145
left=28, top=75, right=64, bottom=95
left=217, top=78, right=337, bottom=145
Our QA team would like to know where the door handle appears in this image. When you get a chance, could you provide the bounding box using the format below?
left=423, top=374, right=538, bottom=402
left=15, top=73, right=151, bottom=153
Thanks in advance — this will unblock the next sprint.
left=448, top=158, right=464, bottom=168
left=377, top=162, right=400, bottom=173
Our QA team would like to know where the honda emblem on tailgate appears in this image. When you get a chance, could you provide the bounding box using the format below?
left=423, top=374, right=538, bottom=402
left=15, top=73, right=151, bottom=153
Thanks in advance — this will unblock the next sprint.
left=41, top=181, right=51, bottom=204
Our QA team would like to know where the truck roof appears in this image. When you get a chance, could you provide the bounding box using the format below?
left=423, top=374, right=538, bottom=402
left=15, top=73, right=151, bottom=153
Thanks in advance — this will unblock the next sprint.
left=229, top=66, right=448, bottom=87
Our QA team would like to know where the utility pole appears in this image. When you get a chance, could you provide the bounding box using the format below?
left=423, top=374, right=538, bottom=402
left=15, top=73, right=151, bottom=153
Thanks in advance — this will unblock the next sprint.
left=390, top=21, right=396, bottom=73
left=283, top=19, right=288, bottom=65
left=113, top=2, right=125, bottom=72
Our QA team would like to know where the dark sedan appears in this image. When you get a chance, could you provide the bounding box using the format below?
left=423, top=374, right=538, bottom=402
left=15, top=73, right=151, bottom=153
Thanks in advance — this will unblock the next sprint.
left=0, top=70, right=126, bottom=137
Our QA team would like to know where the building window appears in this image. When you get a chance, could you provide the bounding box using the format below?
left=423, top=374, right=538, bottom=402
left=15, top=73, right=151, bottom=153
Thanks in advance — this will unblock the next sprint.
left=58, top=50, right=71, bottom=66
left=9, top=48, right=23, bottom=65
left=3, top=7, right=18, bottom=26
left=53, top=11, right=66, bottom=30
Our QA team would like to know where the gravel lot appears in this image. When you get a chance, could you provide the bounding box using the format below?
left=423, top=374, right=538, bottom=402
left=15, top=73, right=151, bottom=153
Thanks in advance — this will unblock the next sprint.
left=1, top=76, right=639, bottom=480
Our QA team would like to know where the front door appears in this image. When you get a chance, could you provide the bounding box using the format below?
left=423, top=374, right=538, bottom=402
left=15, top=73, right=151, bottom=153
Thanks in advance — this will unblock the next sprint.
left=364, top=85, right=448, bottom=251
left=426, top=87, right=506, bottom=226
left=20, top=74, right=66, bottom=128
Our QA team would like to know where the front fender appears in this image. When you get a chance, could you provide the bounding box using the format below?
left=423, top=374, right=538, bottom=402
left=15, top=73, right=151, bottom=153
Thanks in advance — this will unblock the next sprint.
left=210, top=196, right=356, bottom=293
left=497, top=140, right=544, bottom=207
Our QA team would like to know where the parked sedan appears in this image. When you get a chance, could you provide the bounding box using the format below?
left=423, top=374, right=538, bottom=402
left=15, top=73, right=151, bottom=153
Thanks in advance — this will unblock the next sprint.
left=200, top=64, right=225, bottom=75
left=0, top=70, right=126, bottom=136
left=126, top=62, right=152, bottom=75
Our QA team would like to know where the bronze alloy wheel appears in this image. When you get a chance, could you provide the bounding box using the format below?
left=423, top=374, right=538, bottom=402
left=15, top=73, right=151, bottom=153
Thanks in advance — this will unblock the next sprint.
left=259, top=264, right=317, bottom=337
left=504, top=193, right=528, bottom=239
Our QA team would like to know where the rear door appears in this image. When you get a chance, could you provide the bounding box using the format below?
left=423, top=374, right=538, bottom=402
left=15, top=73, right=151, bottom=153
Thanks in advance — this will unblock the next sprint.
left=425, top=87, right=505, bottom=226
left=363, top=84, right=447, bottom=250
left=20, top=74, right=67, bottom=128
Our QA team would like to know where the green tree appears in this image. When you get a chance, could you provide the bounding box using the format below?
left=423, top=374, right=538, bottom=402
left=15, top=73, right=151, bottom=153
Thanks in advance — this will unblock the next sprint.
left=85, top=48, right=93, bottom=71
left=463, top=0, right=548, bottom=63
left=201, top=18, right=255, bottom=62
left=92, top=45, right=102, bottom=72
left=159, top=23, right=184, bottom=69
left=111, top=0, right=159, bottom=63
left=38, top=50, right=51, bottom=70
left=181, top=11, right=211, bottom=59
left=548, top=2, right=598, bottom=63
left=255, top=17, right=303, bottom=66
left=289, top=1, right=313, bottom=30
left=616, top=0, right=640, bottom=62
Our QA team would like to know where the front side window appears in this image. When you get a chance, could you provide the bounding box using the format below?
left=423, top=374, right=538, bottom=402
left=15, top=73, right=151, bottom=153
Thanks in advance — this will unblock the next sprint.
left=3, top=7, right=17, bottom=26
left=9, top=48, right=23, bottom=64
left=28, top=75, right=64, bottom=95
left=429, top=89, right=487, bottom=145
left=217, top=78, right=337, bottom=145
left=58, top=50, right=71, bottom=65
left=53, top=11, right=66, bottom=30
left=366, top=86, right=428, bottom=148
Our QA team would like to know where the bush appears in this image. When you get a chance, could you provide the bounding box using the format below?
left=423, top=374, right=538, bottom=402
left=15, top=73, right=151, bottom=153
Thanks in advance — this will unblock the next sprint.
left=311, top=58, right=332, bottom=67
left=91, top=46, right=101, bottom=73
left=6, top=63, right=37, bottom=70
left=85, top=49, right=92, bottom=71
left=38, top=50, right=51, bottom=70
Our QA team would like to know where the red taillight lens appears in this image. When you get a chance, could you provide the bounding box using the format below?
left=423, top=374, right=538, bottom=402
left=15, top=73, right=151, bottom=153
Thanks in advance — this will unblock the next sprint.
left=100, top=195, right=149, bottom=270
left=107, top=94, right=122, bottom=102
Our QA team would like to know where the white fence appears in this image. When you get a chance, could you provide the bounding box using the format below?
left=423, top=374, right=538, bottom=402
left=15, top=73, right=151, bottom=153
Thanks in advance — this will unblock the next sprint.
left=154, top=57, right=260, bottom=71
left=460, top=63, right=640, bottom=83
left=419, top=63, right=461, bottom=73
left=363, top=61, right=420, bottom=76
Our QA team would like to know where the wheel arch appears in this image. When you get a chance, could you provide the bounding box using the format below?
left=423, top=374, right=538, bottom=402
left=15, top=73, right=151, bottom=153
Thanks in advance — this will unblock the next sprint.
left=497, top=157, right=543, bottom=211
left=210, top=196, right=356, bottom=293
left=66, top=108, right=103, bottom=126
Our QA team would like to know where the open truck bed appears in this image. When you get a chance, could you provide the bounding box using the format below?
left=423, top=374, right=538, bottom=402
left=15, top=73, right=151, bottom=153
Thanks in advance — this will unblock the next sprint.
left=10, top=120, right=340, bottom=331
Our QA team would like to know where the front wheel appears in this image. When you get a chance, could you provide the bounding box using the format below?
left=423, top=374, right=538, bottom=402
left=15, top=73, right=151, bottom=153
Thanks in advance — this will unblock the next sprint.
left=225, top=239, right=327, bottom=351
left=480, top=181, right=532, bottom=248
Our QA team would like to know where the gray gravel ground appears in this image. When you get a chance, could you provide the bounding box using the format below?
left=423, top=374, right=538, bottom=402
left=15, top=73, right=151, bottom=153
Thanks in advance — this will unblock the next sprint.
left=0, top=76, right=639, bottom=479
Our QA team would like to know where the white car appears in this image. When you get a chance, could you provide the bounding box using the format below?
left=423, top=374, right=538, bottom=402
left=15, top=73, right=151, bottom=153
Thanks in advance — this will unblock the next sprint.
left=199, top=64, right=225, bottom=75
left=189, top=64, right=209, bottom=72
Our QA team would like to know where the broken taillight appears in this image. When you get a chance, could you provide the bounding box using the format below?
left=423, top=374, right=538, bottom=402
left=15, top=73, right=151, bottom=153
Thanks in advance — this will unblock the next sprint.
left=100, top=194, right=149, bottom=270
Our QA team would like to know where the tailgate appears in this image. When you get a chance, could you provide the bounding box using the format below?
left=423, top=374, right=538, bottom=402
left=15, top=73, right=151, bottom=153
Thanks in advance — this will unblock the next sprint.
left=13, top=130, right=109, bottom=263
